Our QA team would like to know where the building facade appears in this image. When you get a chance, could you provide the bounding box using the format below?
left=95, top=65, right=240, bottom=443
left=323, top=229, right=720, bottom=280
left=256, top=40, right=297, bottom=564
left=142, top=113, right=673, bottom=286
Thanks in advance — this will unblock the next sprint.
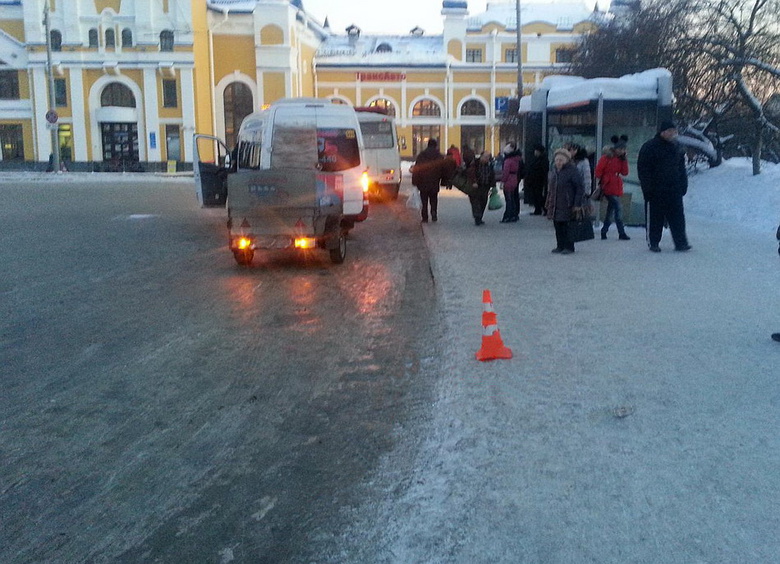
left=0, top=0, right=600, bottom=167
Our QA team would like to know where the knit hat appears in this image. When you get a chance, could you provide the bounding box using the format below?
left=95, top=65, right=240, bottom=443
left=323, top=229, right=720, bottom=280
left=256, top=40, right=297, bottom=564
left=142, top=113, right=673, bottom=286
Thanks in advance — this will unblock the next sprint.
left=553, top=148, right=571, bottom=162
left=658, top=120, right=677, bottom=132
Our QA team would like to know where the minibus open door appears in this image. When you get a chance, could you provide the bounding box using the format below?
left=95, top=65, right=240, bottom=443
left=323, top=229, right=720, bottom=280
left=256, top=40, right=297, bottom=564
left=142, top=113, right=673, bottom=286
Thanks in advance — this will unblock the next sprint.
left=193, top=134, right=231, bottom=208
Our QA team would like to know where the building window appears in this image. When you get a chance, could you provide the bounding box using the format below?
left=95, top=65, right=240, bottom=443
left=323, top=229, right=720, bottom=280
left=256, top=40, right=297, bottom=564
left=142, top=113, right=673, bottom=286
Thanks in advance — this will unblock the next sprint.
left=466, top=49, right=483, bottom=63
left=368, top=98, right=396, bottom=117
left=54, top=78, right=67, bottom=107
left=105, top=28, right=115, bottom=48
left=223, top=82, right=253, bottom=149
left=556, top=48, right=574, bottom=63
left=0, top=124, right=24, bottom=160
left=0, top=70, right=20, bottom=99
left=88, top=28, right=98, bottom=47
left=50, top=30, right=62, bottom=51
left=412, top=99, right=441, bottom=117
left=122, top=28, right=133, bottom=47
left=505, top=48, right=517, bottom=63
left=162, top=79, right=177, bottom=108
left=160, top=30, right=174, bottom=52
left=461, top=99, right=486, bottom=116
left=101, top=83, right=136, bottom=107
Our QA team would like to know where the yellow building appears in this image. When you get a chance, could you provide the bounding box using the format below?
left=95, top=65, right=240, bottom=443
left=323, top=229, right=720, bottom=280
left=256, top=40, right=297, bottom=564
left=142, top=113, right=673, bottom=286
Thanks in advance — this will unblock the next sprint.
left=0, top=0, right=599, bottom=167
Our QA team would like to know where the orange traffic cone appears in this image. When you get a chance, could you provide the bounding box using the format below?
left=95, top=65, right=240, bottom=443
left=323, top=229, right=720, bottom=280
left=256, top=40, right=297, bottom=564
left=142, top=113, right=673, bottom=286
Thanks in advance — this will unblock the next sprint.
left=476, top=289, right=513, bottom=361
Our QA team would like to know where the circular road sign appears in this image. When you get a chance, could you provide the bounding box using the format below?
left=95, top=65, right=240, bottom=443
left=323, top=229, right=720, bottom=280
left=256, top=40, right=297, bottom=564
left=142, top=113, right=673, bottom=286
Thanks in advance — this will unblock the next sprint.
left=45, top=110, right=58, bottom=124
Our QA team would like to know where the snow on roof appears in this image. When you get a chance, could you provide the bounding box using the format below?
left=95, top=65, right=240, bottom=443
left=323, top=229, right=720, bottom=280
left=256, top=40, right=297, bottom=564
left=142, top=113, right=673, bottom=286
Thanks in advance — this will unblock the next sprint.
left=521, top=68, right=672, bottom=110
left=468, top=0, right=597, bottom=31
left=206, top=0, right=256, bottom=13
left=315, top=35, right=446, bottom=66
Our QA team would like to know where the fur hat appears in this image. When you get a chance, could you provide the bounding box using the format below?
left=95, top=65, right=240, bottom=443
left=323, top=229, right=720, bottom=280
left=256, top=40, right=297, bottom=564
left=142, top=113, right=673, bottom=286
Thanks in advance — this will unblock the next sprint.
left=611, top=134, right=628, bottom=150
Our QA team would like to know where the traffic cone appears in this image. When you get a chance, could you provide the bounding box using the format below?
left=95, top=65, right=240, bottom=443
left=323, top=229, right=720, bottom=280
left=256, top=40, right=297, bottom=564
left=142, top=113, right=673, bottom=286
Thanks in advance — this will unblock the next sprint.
left=475, top=289, right=513, bottom=361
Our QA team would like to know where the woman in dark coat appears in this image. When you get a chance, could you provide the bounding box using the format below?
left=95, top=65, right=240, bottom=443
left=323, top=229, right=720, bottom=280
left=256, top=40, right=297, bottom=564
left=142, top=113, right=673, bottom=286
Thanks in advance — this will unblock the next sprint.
left=467, top=151, right=495, bottom=226
left=524, top=143, right=548, bottom=215
left=411, top=139, right=444, bottom=222
left=500, top=142, right=524, bottom=223
left=546, top=148, right=585, bottom=254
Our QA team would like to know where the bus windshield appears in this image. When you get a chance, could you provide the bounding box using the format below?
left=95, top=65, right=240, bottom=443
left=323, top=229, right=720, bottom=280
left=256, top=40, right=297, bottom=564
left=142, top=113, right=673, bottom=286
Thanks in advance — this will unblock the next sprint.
left=359, top=121, right=395, bottom=149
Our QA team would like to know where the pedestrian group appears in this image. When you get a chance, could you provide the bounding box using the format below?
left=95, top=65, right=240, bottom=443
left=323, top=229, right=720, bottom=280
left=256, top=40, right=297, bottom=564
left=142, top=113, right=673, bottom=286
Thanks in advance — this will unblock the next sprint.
left=411, top=120, right=694, bottom=255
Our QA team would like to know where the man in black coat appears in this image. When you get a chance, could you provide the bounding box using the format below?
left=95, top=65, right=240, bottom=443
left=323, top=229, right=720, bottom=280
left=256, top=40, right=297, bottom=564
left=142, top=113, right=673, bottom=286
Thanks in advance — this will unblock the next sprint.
left=412, top=138, right=444, bottom=222
left=637, top=121, right=692, bottom=252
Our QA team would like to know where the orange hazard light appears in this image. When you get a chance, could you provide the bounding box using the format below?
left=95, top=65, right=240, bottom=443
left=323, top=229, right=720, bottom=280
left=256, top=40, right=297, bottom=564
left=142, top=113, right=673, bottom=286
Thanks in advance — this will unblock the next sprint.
left=294, top=237, right=316, bottom=249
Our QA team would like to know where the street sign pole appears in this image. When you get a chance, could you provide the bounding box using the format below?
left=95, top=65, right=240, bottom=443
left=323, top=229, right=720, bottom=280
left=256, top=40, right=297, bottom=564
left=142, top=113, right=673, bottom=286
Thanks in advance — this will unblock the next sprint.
left=43, top=1, right=61, bottom=172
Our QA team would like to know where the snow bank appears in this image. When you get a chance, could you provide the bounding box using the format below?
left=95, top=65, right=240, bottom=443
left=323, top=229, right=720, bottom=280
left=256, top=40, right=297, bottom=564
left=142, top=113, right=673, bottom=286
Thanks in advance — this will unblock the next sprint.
left=686, top=157, right=780, bottom=233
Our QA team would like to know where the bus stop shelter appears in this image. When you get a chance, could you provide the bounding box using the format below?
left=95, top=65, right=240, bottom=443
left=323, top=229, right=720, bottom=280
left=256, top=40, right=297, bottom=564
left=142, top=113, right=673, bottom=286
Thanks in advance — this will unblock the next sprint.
left=520, top=68, right=674, bottom=225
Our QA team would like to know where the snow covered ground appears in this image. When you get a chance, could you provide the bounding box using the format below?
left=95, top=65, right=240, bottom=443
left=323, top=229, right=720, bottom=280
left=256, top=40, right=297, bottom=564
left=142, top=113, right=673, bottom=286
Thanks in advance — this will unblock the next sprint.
left=2, top=159, right=778, bottom=560
left=340, top=158, right=780, bottom=562
left=686, top=158, right=780, bottom=234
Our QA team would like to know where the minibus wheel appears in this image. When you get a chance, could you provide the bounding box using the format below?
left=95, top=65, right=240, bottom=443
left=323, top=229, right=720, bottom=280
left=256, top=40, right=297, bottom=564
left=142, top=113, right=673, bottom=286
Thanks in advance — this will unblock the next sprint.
left=329, top=231, right=346, bottom=264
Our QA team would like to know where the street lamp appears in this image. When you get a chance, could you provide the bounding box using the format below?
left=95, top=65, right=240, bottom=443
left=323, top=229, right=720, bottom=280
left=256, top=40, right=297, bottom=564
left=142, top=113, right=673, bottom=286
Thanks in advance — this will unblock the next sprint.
left=42, top=1, right=60, bottom=172
left=516, top=0, right=524, bottom=152
left=516, top=0, right=523, bottom=99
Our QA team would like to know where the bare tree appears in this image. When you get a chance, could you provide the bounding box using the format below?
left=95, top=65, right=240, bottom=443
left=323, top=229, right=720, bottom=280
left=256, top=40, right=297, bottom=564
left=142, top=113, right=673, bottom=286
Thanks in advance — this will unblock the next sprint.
left=572, top=0, right=780, bottom=173
left=688, top=0, right=780, bottom=173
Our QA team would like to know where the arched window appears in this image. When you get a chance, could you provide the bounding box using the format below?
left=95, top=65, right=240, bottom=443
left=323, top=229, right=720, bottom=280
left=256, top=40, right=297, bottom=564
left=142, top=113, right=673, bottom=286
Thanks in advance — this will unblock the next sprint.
left=223, top=82, right=253, bottom=149
left=101, top=83, right=136, bottom=107
left=105, top=28, right=115, bottom=48
left=375, top=43, right=392, bottom=53
left=461, top=99, right=486, bottom=116
left=50, top=30, right=62, bottom=51
left=368, top=98, right=396, bottom=117
left=121, top=28, right=133, bottom=47
left=88, top=28, right=98, bottom=47
left=413, top=99, right=441, bottom=117
left=160, top=30, right=174, bottom=52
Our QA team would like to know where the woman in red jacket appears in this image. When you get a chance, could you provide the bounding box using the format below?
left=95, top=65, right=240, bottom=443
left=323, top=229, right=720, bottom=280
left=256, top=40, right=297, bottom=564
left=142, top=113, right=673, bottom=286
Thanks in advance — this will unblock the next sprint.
left=595, top=136, right=631, bottom=240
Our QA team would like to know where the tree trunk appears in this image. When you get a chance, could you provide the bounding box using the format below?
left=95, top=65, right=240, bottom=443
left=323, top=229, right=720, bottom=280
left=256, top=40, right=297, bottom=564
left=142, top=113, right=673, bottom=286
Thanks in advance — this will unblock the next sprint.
left=752, top=124, right=762, bottom=175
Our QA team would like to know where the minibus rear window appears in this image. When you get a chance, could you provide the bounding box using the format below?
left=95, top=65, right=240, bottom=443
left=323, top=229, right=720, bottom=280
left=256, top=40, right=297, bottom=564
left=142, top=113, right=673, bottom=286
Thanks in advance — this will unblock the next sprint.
left=317, top=128, right=360, bottom=171
left=359, top=121, right=395, bottom=149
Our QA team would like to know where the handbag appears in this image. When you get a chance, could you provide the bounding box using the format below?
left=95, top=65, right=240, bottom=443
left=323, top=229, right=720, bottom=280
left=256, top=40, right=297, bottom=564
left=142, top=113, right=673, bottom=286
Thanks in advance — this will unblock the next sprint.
left=567, top=211, right=595, bottom=242
left=590, top=183, right=603, bottom=201
left=406, top=188, right=421, bottom=210
left=451, top=169, right=472, bottom=194
left=488, top=186, right=503, bottom=210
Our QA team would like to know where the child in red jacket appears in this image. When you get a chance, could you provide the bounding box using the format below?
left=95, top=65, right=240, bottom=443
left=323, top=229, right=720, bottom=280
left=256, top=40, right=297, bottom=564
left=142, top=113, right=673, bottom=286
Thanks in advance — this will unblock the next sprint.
left=595, top=135, right=631, bottom=240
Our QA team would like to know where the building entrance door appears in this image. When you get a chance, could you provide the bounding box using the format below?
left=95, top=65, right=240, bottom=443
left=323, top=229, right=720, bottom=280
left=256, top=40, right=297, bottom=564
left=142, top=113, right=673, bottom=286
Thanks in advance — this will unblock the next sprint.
left=460, top=125, right=485, bottom=155
left=101, top=122, right=139, bottom=170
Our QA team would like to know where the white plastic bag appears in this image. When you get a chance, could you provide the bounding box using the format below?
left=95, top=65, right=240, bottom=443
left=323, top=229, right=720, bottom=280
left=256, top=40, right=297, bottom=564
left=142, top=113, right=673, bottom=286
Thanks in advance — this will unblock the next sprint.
left=406, top=189, right=421, bottom=210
